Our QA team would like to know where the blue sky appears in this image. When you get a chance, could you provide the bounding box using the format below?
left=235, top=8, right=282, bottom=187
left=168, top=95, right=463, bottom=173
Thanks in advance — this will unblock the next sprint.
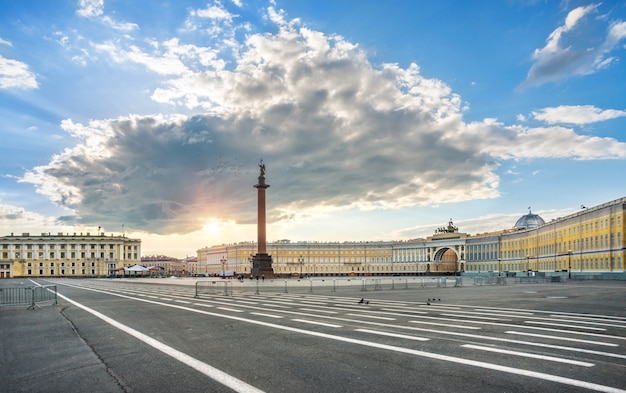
left=1, top=0, right=625, bottom=257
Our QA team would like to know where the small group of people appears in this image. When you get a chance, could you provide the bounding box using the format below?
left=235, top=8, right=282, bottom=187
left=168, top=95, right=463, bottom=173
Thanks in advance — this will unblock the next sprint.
left=236, top=274, right=265, bottom=282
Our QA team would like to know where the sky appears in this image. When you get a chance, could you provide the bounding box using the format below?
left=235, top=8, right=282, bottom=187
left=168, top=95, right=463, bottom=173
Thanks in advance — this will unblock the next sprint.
left=1, top=0, right=625, bottom=258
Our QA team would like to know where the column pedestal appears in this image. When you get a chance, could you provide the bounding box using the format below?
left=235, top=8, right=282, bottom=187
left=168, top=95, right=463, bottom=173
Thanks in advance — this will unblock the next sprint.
left=251, top=253, right=273, bottom=277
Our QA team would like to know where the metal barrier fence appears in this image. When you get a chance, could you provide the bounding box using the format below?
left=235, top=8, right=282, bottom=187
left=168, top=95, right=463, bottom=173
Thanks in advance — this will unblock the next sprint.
left=472, top=275, right=567, bottom=285
left=512, top=276, right=553, bottom=284
left=0, top=286, right=58, bottom=309
left=360, top=277, right=463, bottom=291
left=221, top=276, right=464, bottom=295
left=195, top=280, right=233, bottom=297
left=473, top=276, right=507, bottom=286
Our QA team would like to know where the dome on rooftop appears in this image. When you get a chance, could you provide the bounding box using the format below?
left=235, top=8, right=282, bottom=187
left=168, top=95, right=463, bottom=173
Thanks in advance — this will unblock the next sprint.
left=514, top=209, right=545, bottom=230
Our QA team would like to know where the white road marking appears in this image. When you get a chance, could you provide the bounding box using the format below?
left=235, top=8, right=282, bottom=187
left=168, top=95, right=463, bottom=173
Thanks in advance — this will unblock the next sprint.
left=472, top=308, right=535, bottom=317
left=291, top=319, right=343, bottom=328
left=412, top=315, right=626, bottom=341
left=250, top=312, right=283, bottom=319
left=381, top=308, right=428, bottom=315
left=524, top=320, right=606, bottom=331
left=233, top=300, right=260, bottom=305
left=299, top=308, right=338, bottom=314
left=54, top=291, right=265, bottom=393
left=218, top=307, right=244, bottom=313
left=505, top=331, right=618, bottom=347
left=51, top=281, right=626, bottom=393
left=356, top=329, right=429, bottom=341
left=462, top=344, right=595, bottom=367
left=550, top=315, right=626, bottom=327
left=441, top=313, right=511, bottom=321
left=347, top=313, right=396, bottom=320
left=409, top=320, right=481, bottom=330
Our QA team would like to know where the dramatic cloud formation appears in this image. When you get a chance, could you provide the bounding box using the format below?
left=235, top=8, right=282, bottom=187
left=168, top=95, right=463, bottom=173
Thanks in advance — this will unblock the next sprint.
left=532, top=105, right=626, bottom=125
left=520, top=4, right=626, bottom=88
left=13, top=2, right=626, bottom=237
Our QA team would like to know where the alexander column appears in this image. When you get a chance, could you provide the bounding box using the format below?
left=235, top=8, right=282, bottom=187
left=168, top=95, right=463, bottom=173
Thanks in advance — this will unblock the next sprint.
left=251, top=159, right=274, bottom=277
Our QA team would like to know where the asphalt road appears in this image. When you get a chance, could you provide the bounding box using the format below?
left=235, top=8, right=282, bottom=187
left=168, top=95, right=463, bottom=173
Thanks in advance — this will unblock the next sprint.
left=1, top=277, right=626, bottom=393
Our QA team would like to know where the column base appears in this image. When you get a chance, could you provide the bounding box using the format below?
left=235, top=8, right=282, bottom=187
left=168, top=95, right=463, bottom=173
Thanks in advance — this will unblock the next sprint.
left=251, top=253, right=274, bottom=278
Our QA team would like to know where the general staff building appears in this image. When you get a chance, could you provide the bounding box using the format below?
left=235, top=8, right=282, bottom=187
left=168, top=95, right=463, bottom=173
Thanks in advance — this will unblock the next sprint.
left=198, top=197, right=625, bottom=279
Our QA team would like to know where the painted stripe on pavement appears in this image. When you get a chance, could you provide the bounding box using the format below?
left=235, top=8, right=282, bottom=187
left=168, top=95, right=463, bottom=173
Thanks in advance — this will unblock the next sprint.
left=55, top=291, right=265, bottom=393
left=291, top=319, right=343, bottom=328
left=505, top=331, right=618, bottom=347
left=462, top=344, right=595, bottom=367
left=356, top=329, right=429, bottom=341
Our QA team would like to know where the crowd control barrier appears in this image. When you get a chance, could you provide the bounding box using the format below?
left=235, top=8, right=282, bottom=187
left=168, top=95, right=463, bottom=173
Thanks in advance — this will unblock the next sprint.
left=0, top=285, right=58, bottom=309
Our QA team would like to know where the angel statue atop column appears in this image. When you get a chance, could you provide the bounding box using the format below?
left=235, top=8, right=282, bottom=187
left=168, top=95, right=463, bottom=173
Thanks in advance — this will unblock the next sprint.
left=259, top=159, right=266, bottom=177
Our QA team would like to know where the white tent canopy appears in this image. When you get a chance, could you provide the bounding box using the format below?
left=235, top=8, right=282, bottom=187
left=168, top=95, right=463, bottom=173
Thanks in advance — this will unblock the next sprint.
left=124, top=264, right=150, bottom=272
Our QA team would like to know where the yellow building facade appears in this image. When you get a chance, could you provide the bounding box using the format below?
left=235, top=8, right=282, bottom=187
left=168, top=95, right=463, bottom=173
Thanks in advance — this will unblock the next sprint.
left=199, top=197, right=625, bottom=278
left=1, top=232, right=141, bottom=278
left=493, top=198, right=624, bottom=275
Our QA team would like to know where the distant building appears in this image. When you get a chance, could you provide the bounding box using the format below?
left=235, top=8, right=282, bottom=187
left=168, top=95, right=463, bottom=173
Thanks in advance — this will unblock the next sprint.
left=140, top=255, right=197, bottom=277
left=198, top=197, right=625, bottom=278
left=0, top=232, right=141, bottom=278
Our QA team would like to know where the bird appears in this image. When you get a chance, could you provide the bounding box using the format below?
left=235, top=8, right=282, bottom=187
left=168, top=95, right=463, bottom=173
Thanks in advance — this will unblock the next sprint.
left=358, top=298, right=364, bottom=304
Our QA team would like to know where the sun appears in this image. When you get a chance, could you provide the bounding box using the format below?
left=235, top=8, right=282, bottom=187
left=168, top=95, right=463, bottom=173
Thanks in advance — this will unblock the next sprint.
left=202, top=220, right=221, bottom=234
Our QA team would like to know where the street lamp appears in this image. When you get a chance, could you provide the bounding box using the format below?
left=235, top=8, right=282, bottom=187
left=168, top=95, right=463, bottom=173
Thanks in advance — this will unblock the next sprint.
left=567, top=250, right=572, bottom=280
left=220, top=254, right=227, bottom=279
left=298, top=255, right=304, bottom=278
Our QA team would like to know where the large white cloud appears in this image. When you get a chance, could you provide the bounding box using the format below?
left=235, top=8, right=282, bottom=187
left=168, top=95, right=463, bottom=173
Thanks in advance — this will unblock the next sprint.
left=0, top=38, right=38, bottom=90
left=531, top=105, right=626, bottom=125
left=18, top=2, right=626, bottom=235
left=520, top=4, right=626, bottom=89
